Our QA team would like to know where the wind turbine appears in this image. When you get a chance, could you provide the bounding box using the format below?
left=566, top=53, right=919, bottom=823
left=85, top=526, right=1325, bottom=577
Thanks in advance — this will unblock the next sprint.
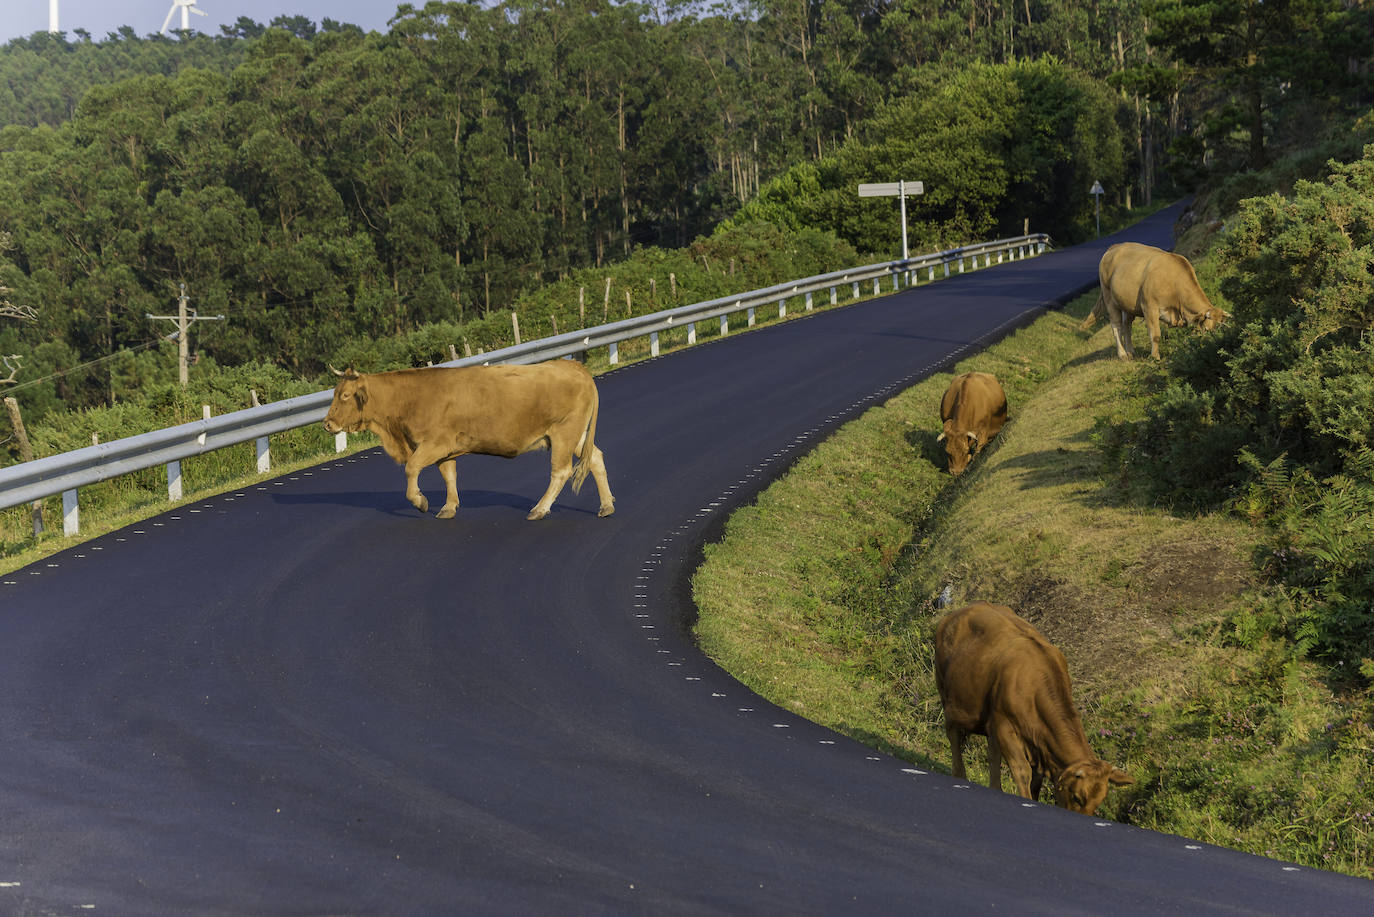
left=161, top=0, right=207, bottom=35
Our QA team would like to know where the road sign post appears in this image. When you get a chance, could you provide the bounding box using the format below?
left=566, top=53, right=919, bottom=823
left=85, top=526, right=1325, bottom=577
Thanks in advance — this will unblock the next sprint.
left=1090, top=180, right=1105, bottom=236
left=858, top=180, right=924, bottom=260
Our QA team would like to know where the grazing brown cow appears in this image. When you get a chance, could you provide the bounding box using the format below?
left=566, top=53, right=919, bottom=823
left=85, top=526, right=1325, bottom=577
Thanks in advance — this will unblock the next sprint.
left=934, top=602, right=1133, bottom=814
left=936, top=372, right=1007, bottom=475
left=1079, top=242, right=1225, bottom=360
left=323, top=360, right=615, bottom=521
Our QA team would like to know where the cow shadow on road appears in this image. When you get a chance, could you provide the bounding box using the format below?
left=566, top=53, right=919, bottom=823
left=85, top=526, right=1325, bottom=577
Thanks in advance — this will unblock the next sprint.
left=272, top=488, right=534, bottom=516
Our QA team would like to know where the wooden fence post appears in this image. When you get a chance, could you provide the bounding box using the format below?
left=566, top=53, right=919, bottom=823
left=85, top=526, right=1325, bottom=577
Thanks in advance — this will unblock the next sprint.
left=4, top=396, right=44, bottom=535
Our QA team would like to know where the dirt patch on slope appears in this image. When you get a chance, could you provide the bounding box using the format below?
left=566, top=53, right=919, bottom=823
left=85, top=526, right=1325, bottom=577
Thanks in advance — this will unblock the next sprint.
left=1002, top=536, right=1257, bottom=695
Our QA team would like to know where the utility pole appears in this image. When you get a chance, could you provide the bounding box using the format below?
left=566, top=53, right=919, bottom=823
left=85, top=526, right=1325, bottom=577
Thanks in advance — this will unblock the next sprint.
left=147, top=283, right=224, bottom=386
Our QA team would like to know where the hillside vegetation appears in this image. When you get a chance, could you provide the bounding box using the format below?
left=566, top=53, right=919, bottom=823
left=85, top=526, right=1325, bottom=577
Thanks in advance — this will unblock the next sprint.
left=4, top=0, right=1370, bottom=424
left=694, top=145, right=1374, bottom=878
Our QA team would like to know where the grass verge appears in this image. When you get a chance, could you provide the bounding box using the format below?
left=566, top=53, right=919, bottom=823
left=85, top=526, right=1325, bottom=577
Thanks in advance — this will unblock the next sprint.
left=692, top=292, right=1374, bottom=879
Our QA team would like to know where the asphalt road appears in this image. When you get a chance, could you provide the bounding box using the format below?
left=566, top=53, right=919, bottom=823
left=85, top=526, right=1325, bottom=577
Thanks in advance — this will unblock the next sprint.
left=3, top=204, right=1372, bottom=915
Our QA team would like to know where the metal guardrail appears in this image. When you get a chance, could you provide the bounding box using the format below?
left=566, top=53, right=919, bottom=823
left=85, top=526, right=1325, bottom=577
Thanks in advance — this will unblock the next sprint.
left=0, top=233, right=1049, bottom=533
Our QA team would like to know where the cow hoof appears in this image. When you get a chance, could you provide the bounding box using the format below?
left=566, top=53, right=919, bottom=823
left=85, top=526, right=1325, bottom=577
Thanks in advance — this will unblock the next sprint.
left=411, top=496, right=429, bottom=513
left=598, top=504, right=615, bottom=518
left=526, top=508, right=548, bottom=521
left=436, top=507, right=456, bottom=519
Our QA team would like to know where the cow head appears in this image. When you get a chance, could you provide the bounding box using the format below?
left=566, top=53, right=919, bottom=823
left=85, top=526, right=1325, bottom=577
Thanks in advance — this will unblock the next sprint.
left=323, top=366, right=369, bottom=434
left=1053, top=759, right=1134, bottom=815
left=1196, top=307, right=1227, bottom=331
left=937, top=423, right=980, bottom=475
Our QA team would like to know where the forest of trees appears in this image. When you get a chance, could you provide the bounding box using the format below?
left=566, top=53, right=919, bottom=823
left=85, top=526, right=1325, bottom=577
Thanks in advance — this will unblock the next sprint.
left=0, top=0, right=1369, bottom=423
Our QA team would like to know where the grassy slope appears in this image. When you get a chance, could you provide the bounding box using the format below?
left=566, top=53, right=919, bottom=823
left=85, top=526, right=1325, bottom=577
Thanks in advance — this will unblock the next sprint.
left=693, top=293, right=1374, bottom=878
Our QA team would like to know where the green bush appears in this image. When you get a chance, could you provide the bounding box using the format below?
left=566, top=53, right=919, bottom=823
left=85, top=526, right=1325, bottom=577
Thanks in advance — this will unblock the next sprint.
left=725, top=59, right=1129, bottom=253
left=1113, top=143, right=1374, bottom=677
left=1235, top=449, right=1374, bottom=677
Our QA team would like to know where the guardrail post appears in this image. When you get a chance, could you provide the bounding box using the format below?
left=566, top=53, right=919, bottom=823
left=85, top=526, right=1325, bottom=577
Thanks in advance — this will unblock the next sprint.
left=650, top=331, right=659, bottom=357
left=747, top=306, right=756, bottom=327
left=688, top=322, right=696, bottom=345
left=872, top=278, right=881, bottom=296
left=63, top=489, right=78, bottom=536
left=168, top=460, right=183, bottom=502
left=609, top=341, right=619, bottom=365
left=334, top=432, right=347, bottom=453
left=256, top=436, right=270, bottom=473
left=852, top=281, right=860, bottom=299
left=805, top=291, right=813, bottom=311
left=777, top=298, right=786, bottom=318
left=829, top=287, right=837, bottom=306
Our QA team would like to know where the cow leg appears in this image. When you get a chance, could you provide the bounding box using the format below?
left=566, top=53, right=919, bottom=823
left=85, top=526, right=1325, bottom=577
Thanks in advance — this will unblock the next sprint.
left=403, top=459, right=429, bottom=514
left=528, top=441, right=574, bottom=521
left=985, top=729, right=1004, bottom=793
left=436, top=459, right=459, bottom=519
left=992, top=721, right=1034, bottom=799
left=588, top=446, right=615, bottom=517
left=1030, top=769, right=1045, bottom=802
left=947, top=726, right=967, bottom=780
left=1107, top=303, right=1133, bottom=360
left=1144, top=308, right=1164, bottom=359
left=405, top=445, right=463, bottom=518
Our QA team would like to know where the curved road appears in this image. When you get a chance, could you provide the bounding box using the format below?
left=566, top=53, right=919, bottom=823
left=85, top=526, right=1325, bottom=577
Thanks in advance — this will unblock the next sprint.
left=3, top=205, right=1372, bottom=914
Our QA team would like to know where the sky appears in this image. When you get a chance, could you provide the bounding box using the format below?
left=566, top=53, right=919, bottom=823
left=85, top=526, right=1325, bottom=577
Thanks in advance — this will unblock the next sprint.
left=1, top=1, right=402, bottom=45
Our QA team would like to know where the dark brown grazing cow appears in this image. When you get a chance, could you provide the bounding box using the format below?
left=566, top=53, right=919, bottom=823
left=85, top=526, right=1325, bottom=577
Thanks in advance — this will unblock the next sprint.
left=936, top=372, right=1007, bottom=475
left=1079, top=242, right=1226, bottom=359
left=934, top=602, right=1133, bottom=814
left=323, top=360, right=615, bottom=521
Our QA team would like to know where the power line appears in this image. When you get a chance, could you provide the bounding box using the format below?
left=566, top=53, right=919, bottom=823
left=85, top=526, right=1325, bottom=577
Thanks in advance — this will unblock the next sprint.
left=1, top=335, right=168, bottom=395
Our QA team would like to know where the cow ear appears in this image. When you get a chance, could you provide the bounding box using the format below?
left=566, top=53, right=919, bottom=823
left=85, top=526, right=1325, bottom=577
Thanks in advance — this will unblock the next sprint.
left=1109, top=767, right=1134, bottom=787
left=353, top=380, right=368, bottom=408
left=966, top=431, right=979, bottom=449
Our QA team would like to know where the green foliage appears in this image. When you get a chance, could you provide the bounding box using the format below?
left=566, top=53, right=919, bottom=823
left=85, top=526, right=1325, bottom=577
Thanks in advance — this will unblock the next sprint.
left=1233, top=449, right=1374, bottom=675
left=4, top=0, right=1366, bottom=422
left=726, top=59, right=1130, bottom=253
left=1144, top=0, right=1366, bottom=172
left=1108, top=143, right=1374, bottom=678
left=328, top=221, right=860, bottom=373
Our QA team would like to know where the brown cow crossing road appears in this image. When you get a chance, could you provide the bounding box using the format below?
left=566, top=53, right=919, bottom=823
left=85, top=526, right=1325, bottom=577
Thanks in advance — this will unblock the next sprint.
left=1, top=203, right=1371, bottom=914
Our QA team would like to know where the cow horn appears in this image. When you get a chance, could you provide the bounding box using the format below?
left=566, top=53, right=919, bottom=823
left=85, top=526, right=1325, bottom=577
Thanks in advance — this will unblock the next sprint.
left=328, top=364, right=346, bottom=377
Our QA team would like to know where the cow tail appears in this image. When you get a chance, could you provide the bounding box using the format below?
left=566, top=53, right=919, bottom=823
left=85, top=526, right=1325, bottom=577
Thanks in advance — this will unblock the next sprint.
left=1078, top=290, right=1106, bottom=332
left=571, top=392, right=598, bottom=495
